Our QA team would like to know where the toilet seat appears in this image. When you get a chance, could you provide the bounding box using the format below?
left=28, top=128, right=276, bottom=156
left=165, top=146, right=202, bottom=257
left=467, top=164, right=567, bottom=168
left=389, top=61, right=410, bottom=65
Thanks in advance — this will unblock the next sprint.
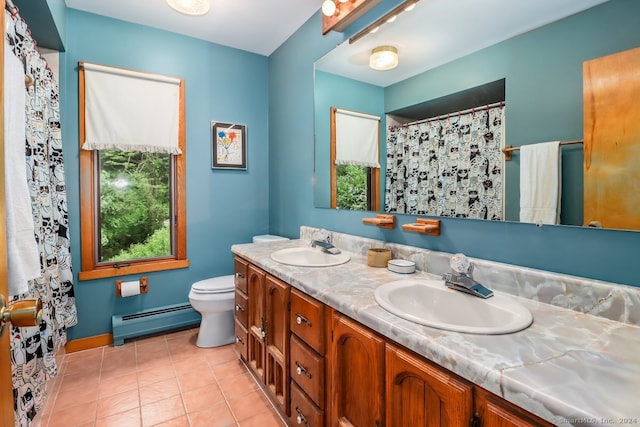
left=191, top=276, right=234, bottom=294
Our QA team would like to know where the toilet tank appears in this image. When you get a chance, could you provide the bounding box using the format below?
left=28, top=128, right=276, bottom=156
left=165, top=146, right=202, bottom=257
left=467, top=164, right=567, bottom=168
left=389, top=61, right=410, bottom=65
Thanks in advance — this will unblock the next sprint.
left=253, top=234, right=289, bottom=243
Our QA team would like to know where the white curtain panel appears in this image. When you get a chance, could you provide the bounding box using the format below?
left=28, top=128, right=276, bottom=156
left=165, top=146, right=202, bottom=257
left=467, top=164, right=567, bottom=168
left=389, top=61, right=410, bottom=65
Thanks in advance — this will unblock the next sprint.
left=82, top=62, right=182, bottom=154
left=335, top=108, right=380, bottom=168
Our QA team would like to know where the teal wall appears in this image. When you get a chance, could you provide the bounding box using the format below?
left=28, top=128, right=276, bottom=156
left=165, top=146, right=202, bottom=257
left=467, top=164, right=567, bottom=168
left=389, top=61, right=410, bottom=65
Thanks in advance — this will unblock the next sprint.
left=61, top=10, right=270, bottom=339
left=313, top=71, right=385, bottom=207
left=269, top=0, right=640, bottom=288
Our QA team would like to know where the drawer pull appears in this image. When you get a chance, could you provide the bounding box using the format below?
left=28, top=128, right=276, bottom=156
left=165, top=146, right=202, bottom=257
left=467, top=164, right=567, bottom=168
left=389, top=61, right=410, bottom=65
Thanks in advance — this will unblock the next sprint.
left=295, top=313, right=312, bottom=327
left=235, top=336, right=244, bottom=344
left=295, top=406, right=311, bottom=427
left=235, top=272, right=245, bottom=279
left=258, top=327, right=266, bottom=339
left=235, top=304, right=245, bottom=312
left=295, top=361, right=312, bottom=379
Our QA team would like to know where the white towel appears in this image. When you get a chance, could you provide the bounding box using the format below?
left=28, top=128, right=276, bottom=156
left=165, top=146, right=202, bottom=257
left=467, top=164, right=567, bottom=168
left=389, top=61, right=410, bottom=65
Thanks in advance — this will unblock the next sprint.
left=519, top=141, right=562, bottom=225
left=4, top=40, right=41, bottom=296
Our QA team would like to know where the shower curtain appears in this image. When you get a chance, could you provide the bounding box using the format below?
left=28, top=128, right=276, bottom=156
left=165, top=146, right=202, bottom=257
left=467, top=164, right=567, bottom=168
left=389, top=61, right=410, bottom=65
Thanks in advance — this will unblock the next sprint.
left=5, top=9, right=77, bottom=427
left=385, top=105, right=505, bottom=220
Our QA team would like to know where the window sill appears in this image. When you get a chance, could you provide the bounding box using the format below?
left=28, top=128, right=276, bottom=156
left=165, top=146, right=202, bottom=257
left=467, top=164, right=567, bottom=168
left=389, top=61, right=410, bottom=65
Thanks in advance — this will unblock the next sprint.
left=78, top=259, right=190, bottom=281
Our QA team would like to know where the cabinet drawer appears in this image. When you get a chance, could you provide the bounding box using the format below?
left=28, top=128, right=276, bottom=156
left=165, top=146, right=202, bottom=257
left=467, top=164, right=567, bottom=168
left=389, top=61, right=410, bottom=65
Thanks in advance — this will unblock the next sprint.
left=234, top=290, right=248, bottom=327
left=234, top=319, right=248, bottom=361
left=290, top=335, right=325, bottom=408
left=290, top=288, right=325, bottom=354
left=290, top=382, right=324, bottom=427
left=234, top=257, right=248, bottom=294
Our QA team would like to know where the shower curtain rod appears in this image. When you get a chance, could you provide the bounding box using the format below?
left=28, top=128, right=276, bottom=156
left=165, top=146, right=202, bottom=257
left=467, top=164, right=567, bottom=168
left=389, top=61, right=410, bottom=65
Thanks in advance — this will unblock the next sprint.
left=502, top=140, right=583, bottom=161
left=393, top=101, right=504, bottom=128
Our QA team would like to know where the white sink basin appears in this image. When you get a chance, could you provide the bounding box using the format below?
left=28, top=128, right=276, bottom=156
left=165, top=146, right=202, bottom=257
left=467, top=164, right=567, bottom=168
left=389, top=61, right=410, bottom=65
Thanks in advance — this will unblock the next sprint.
left=270, top=247, right=350, bottom=267
left=374, top=279, right=532, bottom=334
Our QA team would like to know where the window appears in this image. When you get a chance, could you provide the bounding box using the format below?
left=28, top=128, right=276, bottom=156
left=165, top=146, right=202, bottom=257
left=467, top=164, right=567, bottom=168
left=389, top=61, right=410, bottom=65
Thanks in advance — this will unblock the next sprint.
left=330, top=107, right=381, bottom=211
left=78, top=62, right=188, bottom=280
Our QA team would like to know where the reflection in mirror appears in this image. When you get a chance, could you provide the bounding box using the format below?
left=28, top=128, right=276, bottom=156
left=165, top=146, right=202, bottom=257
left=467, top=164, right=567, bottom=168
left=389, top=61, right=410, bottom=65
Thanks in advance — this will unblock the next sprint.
left=314, top=0, right=640, bottom=231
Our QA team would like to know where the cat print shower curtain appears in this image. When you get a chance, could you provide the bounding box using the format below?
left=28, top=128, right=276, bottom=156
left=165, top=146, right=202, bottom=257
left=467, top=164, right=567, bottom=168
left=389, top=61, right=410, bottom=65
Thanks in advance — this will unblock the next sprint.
left=385, top=105, right=505, bottom=220
left=5, top=9, right=77, bottom=427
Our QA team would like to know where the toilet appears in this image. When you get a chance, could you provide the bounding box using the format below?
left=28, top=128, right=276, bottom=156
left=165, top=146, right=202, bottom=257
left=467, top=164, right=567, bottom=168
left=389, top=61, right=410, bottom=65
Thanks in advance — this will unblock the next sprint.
left=189, top=234, right=289, bottom=348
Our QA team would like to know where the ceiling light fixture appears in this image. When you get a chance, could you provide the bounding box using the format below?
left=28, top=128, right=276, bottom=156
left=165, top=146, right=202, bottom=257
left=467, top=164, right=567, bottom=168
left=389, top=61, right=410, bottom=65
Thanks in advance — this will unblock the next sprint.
left=369, top=46, right=398, bottom=71
left=166, top=0, right=210, bottom=16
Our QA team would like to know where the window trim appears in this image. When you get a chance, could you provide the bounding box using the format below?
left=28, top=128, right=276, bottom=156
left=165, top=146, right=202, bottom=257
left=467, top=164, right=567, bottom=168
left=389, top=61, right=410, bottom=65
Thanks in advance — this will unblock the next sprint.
left=330, top=106, right=381, bottom=211
left=78, top=65, right=188, bottom=281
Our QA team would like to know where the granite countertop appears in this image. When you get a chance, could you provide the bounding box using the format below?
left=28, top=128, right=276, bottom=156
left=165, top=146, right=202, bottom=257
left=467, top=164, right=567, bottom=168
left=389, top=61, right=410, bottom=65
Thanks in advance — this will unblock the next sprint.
left=231, top=239, right=640, bottom=427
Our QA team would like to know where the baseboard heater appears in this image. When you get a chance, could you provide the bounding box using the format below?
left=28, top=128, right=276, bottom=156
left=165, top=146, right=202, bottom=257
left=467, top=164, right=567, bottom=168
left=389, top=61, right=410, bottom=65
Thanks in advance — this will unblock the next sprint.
left=112, top=303, right=200, bottom=346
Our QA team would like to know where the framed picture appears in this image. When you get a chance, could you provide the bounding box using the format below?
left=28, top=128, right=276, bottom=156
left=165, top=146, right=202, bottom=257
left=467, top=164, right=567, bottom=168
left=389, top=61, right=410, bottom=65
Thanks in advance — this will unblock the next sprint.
left=211, top=122, right=247, bottom=170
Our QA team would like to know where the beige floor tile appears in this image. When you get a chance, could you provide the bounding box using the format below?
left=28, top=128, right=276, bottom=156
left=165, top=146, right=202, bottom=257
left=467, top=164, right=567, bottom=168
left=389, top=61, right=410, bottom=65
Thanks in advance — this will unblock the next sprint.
left=141, top=395, right=186, bottom=427
left=176, top=368, right=216, bottom=391
left=96, top=388, right=140, bottom=420
left=211, top=359, right=248, bottom=381
left=238, top=409, right=286, bottom=427
left=153, top=415, right=190, bottom=426
left=51, top=384, right=99, bottom=411
left=218, top=372, right=260, bottom=399
left=98, top=371, right=138, bottom=398
left=139, top=377, right=181, bottom=406
left=206, top=346, right=239, bottom=366
left=57, top=370, right=100, bottom=394
left=187, top=401, right=236, bottom=427
left=48, top=400, right=97, bottom=427
left=137, top=363, right=176, bottom=387
left=227, top=389, right=272, bottom=422
left=181, top=383, right=225, bottom=413
left=95, top=407, right=141, bottom=427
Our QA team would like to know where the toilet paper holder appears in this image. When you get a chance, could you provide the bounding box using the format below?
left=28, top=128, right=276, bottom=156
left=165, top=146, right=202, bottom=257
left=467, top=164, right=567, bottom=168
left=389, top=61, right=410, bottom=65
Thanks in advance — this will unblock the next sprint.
left=115, top=277, right=149, bottom=297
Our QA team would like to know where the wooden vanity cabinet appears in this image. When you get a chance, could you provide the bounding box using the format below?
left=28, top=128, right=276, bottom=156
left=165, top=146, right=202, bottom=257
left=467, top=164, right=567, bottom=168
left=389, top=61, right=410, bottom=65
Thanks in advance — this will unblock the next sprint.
left=475, top=387, right=554, bottom=427
left=233, top=257, right=248, bottom=360
left=289, top=289, right=327, bottom=427
left=386, top=344, right=474, bottom=427
left=239, top=261, right=291, bottom=416
left=328, top=311, right=385, bottom=427
left=234, top=260, right=556, bottom=427
left=264, top=274, right=291, bottom=414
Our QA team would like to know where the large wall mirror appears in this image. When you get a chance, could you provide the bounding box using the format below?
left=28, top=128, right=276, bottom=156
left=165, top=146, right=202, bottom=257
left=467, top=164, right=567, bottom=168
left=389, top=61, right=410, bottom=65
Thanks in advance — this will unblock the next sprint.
left=314, top=0, right=640, bottom=231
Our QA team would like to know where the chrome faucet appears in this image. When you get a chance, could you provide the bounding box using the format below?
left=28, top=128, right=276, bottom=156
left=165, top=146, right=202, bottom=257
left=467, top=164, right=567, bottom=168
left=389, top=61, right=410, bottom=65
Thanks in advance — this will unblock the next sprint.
left=443, top=254, right=493, bottom=299
left=310, top=239, right=342, bottom=255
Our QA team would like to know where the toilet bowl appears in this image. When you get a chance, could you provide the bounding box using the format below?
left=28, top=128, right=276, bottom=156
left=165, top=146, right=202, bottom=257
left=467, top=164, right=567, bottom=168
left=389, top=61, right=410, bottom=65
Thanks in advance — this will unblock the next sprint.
left=188, top=275, right=235, bottom=348
left=189, top=235, right=289, bottom=348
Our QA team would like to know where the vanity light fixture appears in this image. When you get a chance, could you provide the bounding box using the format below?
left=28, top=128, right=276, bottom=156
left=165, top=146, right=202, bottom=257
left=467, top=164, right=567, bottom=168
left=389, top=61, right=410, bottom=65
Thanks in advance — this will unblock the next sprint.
left=370, top=46, right=398, bottom=70
left=166, top=0, right=210, bottom=16
left=349, top=0, right=420, bottom=44
left=322, top=0, right=338, bottom=16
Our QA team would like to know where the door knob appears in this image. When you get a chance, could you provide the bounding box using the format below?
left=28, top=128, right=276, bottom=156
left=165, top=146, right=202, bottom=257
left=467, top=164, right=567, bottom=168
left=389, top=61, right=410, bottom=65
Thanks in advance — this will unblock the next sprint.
left=0, top=295, right=43, bottom=336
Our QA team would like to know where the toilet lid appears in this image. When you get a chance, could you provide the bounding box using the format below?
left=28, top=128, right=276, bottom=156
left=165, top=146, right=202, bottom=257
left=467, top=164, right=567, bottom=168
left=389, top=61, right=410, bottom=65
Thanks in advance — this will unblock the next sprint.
left=191, top=275, right=235, bottom=294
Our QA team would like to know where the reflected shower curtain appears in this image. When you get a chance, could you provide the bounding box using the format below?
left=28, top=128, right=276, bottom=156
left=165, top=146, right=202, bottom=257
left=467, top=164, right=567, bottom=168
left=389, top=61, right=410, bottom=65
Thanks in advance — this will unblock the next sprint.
left=385, top=105, right=505, bottom=220
left=5, top=10, right=77, bottom=427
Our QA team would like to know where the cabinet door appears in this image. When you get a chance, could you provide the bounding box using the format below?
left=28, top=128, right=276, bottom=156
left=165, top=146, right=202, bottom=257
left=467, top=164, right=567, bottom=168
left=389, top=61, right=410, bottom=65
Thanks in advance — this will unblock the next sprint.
left=264, top=274, right=290, bottom=415
left=329, top=312, right=384, bottom=427
left=479, top=393, right=553, bottom=427
left=386, top=344, right=473, bottom=427
left=247, top=265, right=266, bottom=381
left=290, top=288, right=325, bottom=354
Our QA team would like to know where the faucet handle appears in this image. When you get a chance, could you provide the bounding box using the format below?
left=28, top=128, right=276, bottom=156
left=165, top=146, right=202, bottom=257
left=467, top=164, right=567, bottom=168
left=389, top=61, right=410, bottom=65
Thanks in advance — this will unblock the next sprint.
left=312, top=229, right=331, bottom=244
left=450, top=253, right=473, bottom=275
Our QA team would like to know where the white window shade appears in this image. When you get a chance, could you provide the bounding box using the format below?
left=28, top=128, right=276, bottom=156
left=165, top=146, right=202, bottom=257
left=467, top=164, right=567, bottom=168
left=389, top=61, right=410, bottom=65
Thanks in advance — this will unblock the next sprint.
left=335, top=108, right=380, bottom=168
left=82, top=62, right=182, bottom=154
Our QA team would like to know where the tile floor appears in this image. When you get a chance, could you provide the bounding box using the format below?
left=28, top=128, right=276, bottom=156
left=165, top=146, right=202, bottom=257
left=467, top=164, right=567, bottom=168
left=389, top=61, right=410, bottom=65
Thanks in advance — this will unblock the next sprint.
left=37, top=328, right=287, bottom=427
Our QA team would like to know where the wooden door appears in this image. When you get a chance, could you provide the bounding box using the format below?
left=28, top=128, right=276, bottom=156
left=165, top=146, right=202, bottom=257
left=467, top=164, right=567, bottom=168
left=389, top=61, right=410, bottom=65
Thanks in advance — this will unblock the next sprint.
left=386, top=344, right=473, bottom=427
left=247, top=265, right=266, bottom=381
left=583, top=46, right=640, bottom=229
left=1, top=0, right=16, bottom=423
left=329, top=312, right=384, bottom=427
left=475, top=388, right=553, bottom=427
left=264, top=274, right=290, bottom=415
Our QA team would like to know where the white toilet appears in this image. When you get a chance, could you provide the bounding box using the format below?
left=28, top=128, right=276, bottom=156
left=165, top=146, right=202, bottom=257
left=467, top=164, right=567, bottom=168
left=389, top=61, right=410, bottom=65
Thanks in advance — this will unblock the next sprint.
left=189, top=234, right=289, bottom=348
